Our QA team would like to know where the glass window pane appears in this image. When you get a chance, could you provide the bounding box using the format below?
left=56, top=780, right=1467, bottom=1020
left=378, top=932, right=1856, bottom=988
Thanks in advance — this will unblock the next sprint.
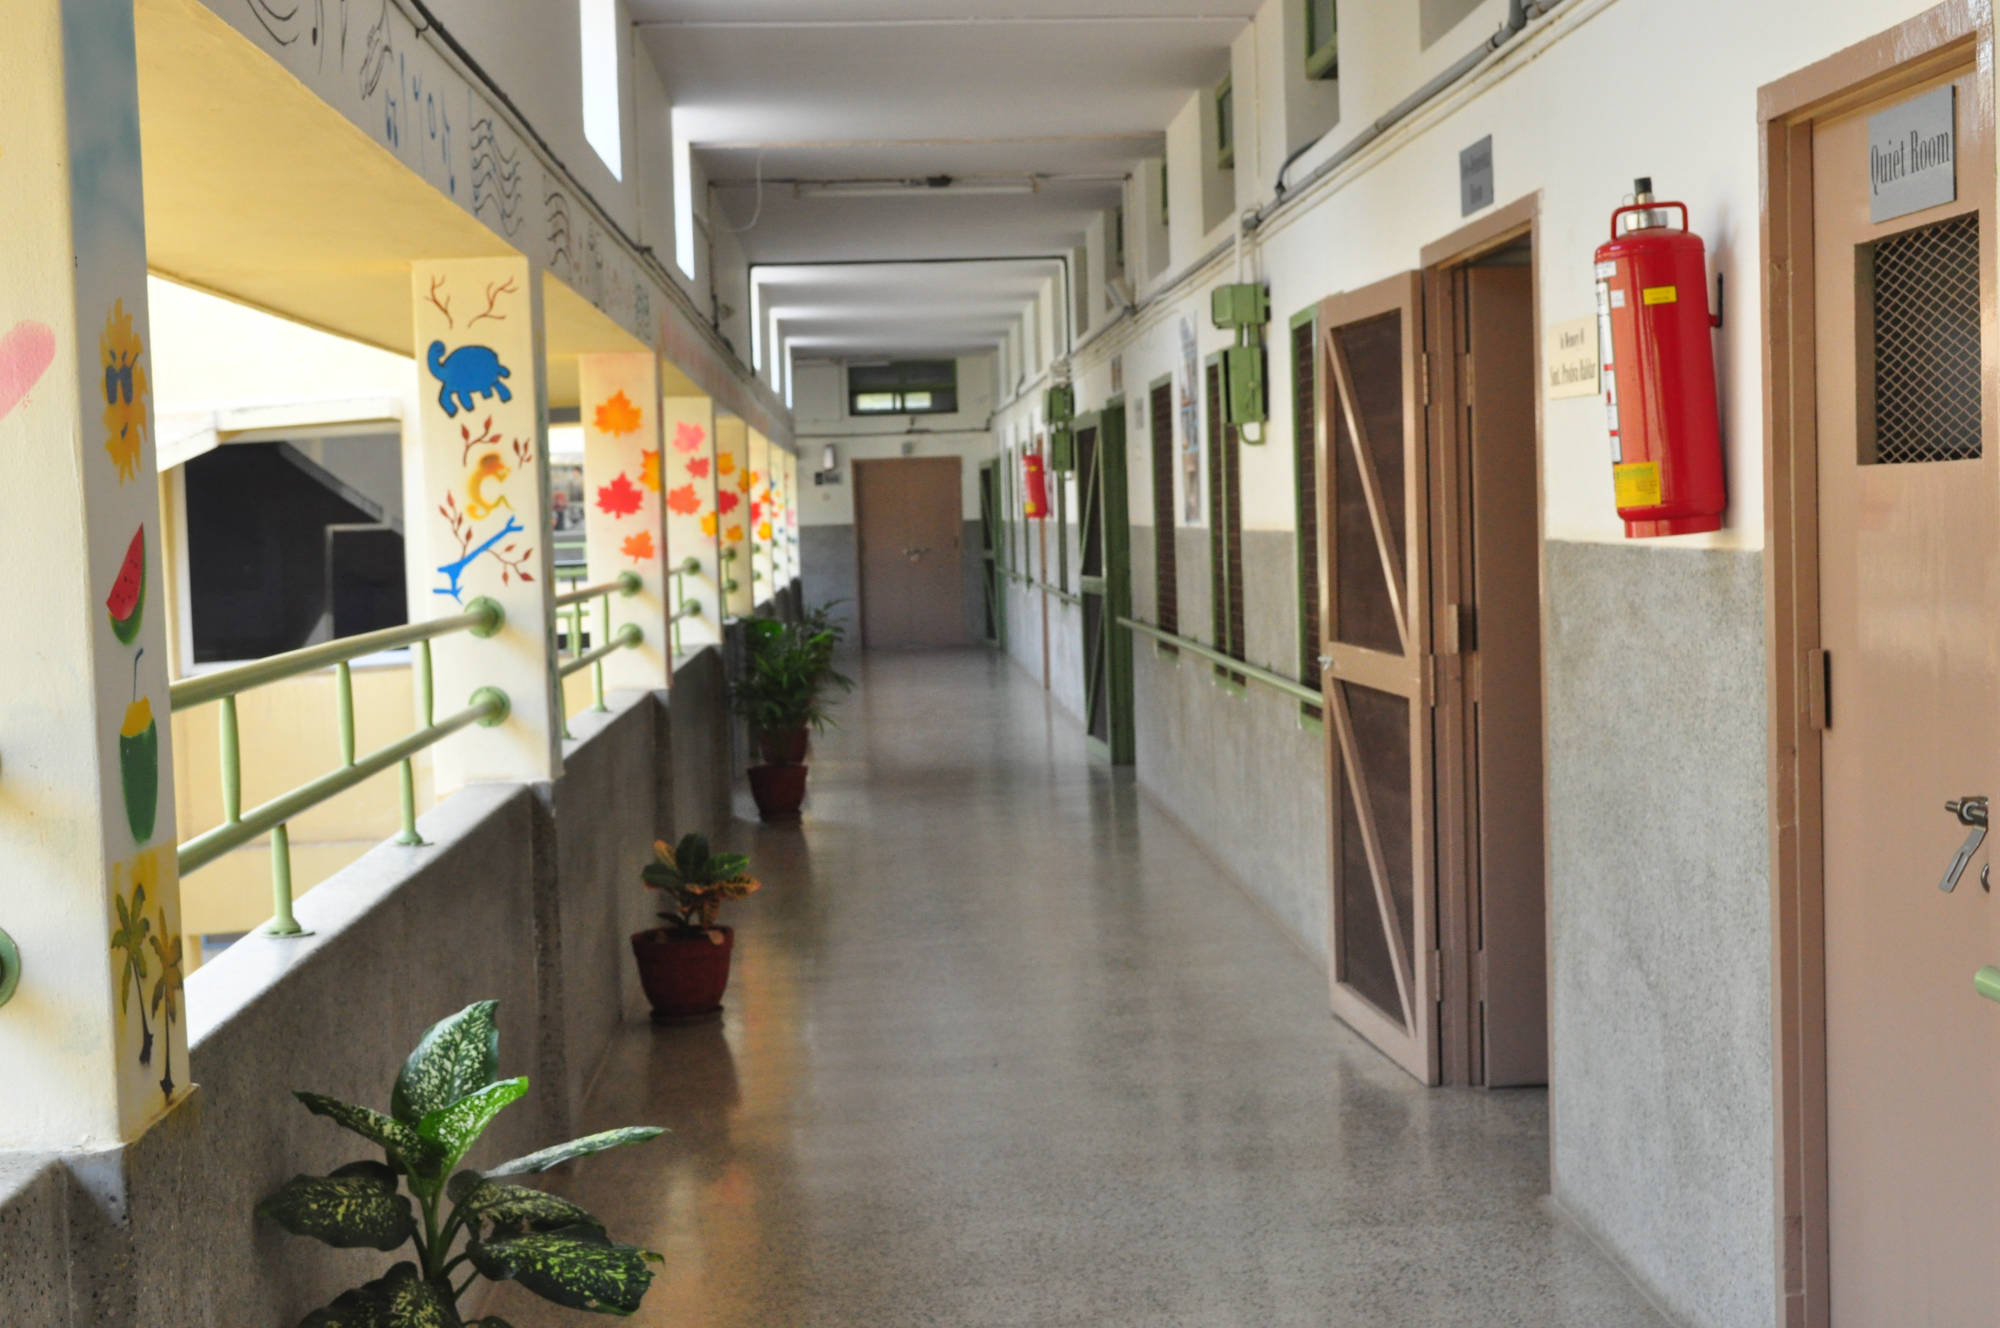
left=903, top=391, right=932, bottom=411
left=854, top=392, right=899, bottom=413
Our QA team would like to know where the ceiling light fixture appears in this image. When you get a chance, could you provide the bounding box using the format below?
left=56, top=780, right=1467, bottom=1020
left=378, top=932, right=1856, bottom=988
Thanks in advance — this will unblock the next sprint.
left=800, top=177, right=1041, bottom=200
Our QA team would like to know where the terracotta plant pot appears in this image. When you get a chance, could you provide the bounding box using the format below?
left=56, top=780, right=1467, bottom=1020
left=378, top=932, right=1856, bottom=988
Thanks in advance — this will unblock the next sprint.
left=748, top=762, right=809, bottom=820
left=757, top=726, right=809, bottom=766
left=631, top=926, right=735, bottom=1019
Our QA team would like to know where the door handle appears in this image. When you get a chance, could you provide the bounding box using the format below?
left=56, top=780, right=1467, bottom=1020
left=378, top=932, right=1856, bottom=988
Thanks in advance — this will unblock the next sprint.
left=1940, top=796, right=1989, bottom=893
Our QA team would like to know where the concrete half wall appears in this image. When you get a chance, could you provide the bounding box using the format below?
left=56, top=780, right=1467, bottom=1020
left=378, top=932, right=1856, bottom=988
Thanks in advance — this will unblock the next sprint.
left=1544, top=540, right=1774, bottom=1328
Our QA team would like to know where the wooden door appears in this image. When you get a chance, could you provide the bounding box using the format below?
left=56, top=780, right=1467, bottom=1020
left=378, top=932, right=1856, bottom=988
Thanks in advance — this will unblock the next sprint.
left=854, top=457, right=966, bottom=650
left=1813, top=59, right=2000, bottom=1323
left=1318, top=273, right=1438, bottom=1084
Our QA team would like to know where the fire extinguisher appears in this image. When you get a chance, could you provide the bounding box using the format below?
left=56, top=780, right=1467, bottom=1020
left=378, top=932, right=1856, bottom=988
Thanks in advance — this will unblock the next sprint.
left=1023, top=450, right=1050, bottom=520
left=1594, top=178, right=1726, bottom=537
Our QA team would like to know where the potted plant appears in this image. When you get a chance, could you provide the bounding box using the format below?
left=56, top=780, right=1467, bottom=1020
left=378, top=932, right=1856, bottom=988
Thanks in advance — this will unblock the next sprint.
left=733, top=614, right=850, bottom=819
left=632, top=834, right=762, bottom=1019
left=258, top=1000, right=663, bottom=1325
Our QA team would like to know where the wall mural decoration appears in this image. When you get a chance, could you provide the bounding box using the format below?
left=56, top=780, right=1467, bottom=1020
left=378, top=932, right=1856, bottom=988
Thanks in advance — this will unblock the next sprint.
left=469, top=115, right=524, bottom=235
left=109, top=850, right=184, bottom=1105
left=701, top=513, right=718, bottom=538
left=673, top=421, right=705, bottom=454
left=101, top=299, right=150, bottom=483
left=0, top=320, right=56, bottom=423
left=640, top=448, right=661, bottom=493
left=148, top=919, right=184, bottom=1102
left=427, top=338, right=513, bottom=417
left=596, top=389, right=642, bottom=437
left=545, top=190, right=574, bottom=282
left=465, top=451, right=512, bottom=521
left=685, top=456, right=709, bottom=480
left=597, top=473, right=644, bottom=518
left=621, top=530, right=655, bottom=564
left=105, top=524, right=146, bottom=645
left=119, top=648, right=159, bottom=845
left=666, top=484, right=702, bottom=517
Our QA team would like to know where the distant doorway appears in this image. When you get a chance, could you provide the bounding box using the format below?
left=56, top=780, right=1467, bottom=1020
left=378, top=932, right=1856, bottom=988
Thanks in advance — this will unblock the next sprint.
left=854, top=456, right=967, bottom=650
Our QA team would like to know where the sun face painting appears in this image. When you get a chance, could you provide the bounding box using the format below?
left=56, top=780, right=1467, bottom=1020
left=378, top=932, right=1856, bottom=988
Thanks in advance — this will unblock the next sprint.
left=101, top=300, right=150, bottom=483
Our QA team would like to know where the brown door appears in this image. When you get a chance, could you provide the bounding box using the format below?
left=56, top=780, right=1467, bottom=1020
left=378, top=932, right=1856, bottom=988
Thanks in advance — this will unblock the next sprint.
left=1814, top=60, right=2000, bottom=1322
left=1430, top=252, right=1548, bottom=1088
left=1318, top=272, right=1439, bottom=1084
left=854, top=457, right=967, bottom=650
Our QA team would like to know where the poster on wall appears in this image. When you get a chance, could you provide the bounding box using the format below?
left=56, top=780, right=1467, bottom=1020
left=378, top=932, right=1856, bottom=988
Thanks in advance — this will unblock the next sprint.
left=1178, top=317, right=1201, bottom=524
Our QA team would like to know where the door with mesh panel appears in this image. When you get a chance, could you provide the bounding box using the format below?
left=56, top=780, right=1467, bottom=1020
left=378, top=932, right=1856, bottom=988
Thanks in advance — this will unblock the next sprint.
left=1317, top=273, right=1438, bottom=1084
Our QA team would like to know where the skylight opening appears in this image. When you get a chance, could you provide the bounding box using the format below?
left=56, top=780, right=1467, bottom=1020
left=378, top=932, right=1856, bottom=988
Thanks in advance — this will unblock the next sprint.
left=580, top=0, right=623, bottom=180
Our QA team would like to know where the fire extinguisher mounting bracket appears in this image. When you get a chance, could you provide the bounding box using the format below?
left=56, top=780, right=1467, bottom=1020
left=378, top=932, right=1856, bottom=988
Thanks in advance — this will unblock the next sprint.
left=1610, top=200, right=1690, bottom=240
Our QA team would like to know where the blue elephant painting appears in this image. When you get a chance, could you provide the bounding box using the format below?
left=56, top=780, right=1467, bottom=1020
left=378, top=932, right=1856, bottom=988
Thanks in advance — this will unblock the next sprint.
left=428, top=340, right=514, bottom=417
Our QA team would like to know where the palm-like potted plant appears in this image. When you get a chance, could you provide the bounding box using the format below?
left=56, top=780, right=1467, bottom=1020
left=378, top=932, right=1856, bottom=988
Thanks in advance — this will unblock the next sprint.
left=734, top=612, right=851, bottom=819
left=258, top=1000, right=663, bottom=1325
left=632, top=834, right=762, bottom=1019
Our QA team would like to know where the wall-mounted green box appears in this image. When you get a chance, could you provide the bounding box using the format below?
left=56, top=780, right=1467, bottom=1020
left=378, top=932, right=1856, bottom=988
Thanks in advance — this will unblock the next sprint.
left=1222, top=344, right=1266, bottom=434
left=1044, top=384, right=1076, bottom=425
left=1211, top=283, right=1270, bottom=331
left=1049, top=425, right=1076, bottom=473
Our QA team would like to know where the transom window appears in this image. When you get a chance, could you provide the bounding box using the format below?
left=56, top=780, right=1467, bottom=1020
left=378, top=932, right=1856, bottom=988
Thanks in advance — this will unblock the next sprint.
left=849, top=361, right=959, bottom=416
left=1306, top=0, right=1338, bottom=80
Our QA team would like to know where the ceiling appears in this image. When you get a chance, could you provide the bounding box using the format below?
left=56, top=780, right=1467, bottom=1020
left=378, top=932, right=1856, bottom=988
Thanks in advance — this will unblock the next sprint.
left=634, top=2, right=1255, bottom=364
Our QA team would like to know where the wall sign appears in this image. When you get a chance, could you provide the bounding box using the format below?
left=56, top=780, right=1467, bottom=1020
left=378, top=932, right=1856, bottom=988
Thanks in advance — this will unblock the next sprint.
left=1459, top=135, right=1494, bottom=216
left=1543, top=317, right=1600, bottom=399
left=1869, top=84, right=1955, bottom=224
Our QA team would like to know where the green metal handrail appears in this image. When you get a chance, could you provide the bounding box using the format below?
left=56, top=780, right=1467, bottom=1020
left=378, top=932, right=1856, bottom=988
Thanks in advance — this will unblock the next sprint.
left=169, top=600, right=509, bottom=937
left=560, top=624, right=644, bottom=679
left=557, top=570, right=645, bottom=738
left=554, top=570, right=641, bottom=609
left=1117, top=616, right=1321, bottom=706
left=1038, top=580, right=1083, bottom=607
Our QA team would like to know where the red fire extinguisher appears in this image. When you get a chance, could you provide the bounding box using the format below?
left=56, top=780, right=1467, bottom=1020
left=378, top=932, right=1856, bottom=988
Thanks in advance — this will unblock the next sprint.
left=1594, top=178, right=1726, bottom=538
left=1023, top=451, right=1050, bottom=520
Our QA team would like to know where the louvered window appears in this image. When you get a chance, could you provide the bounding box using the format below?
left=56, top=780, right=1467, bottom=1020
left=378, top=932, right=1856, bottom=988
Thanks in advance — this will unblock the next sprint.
left=1150, top=380, right=1179, bottom=650
left=1292, top=315, right=1324, bottom=721
left=1206, top=361, right=1247, bottom=685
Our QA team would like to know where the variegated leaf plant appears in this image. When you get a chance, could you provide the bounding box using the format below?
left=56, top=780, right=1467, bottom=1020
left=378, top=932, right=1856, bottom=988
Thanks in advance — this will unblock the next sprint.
left=259, top=1001, right=665, bottom=1325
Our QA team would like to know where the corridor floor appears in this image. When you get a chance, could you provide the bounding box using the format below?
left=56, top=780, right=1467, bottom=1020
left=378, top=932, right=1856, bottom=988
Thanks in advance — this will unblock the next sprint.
left=489, top=650, right=1671, bottom=1327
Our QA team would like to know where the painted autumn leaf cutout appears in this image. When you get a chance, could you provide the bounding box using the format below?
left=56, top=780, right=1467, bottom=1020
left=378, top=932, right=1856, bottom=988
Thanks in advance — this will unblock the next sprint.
left=672, top=421, right=706, bottom=454
left=686, top=456, right=710, bottom=480
left=737, top=472, right=752, bottom=495
left=101, top=300, right=150, bottom=483
left=757, top=521, right=773, bottom=541
left=597, top=473, right=644, bottom=518
left=725, top=524, right=744, bottom=543
left=594, top=390, right=643, bottom=437
left=748, top=470, right=761, bottom=488
left=716, top=453, right=737, bottom=476
left=749, top=500, right=764, bottom=523
left=700, top=512, right=718, bottom=537
left=716, top=490, right=740, bottom=515
left=641, top=449, right=661, bottom=493
left=666, top=484, right=702, bottom=517
left=621, top=530, right=656, bottom=563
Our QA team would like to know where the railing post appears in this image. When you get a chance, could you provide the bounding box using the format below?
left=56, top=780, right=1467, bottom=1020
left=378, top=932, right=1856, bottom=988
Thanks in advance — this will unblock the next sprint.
left=579, top=352, right=672, bottom=695
left=410, top=257, right=561, bottom=793
left=661, top=397, right=724, bottom=659
left=0, top=0, right=190, bottom=1146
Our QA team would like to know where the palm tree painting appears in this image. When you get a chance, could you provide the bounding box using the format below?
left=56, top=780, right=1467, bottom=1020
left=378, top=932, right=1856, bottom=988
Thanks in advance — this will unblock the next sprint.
left=148, top=920, right=184, bottom=1103
left=109, top=866, right=154, bottom=1068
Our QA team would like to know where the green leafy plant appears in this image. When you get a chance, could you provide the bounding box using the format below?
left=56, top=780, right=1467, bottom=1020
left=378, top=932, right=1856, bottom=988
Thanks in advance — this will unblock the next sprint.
left=733, top=614, right=853, bottom=742
left=258, top=1001, right=664, bottom=1326
left=642, top=834, right=762, bottom=936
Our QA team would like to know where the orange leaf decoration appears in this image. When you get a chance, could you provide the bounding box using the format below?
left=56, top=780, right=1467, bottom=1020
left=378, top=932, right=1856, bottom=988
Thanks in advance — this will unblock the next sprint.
left=717, top=490, right=740, bottom=515
left=725, top=525, right=744, bottom=544
left=757, top=521, right=773, bottom=541
left=594, top=390, right=643, bottom=437
left=640, top=449, right=661, bottom=492
left=596, top=473, right=644, bottom=517
left=620, top=529, right=656, bottom=563
left=717, top=453, right=737, bottom=476
left=672, top=421, right=706, bottom=454
left=686, top=456, right=710, bottom=479
left=700, top=512, right=718, bottom=537
left=737, top=472, right=751, bottom=494
left=667, top=484, right=702, bottom=516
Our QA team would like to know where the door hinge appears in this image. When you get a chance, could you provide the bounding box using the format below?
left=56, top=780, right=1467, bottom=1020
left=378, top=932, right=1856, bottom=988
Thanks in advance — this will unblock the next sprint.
left=1807, top=649, right=1831, bottom=730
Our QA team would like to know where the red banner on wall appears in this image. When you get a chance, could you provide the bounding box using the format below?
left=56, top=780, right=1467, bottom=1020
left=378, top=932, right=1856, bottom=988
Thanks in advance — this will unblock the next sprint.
left=1023, top=452, right=1049, bottom=519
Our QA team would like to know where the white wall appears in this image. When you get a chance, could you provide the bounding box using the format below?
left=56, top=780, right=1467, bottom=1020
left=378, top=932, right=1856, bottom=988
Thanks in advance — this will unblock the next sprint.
left=795, top=354, right=997, bottom=526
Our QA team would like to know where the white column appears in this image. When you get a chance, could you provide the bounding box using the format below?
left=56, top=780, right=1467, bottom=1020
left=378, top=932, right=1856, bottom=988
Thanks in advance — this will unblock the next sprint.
left=579, top=352, right=670, bottom=691
left=0, top=0, right=189, bottom=1146
left=660, top=396, right=723, bottom=660
left=411, top=257, right=560, bottom=791
left=715, top=416, right=754, bottom=619
left=748, top=429, right=773, bottom=608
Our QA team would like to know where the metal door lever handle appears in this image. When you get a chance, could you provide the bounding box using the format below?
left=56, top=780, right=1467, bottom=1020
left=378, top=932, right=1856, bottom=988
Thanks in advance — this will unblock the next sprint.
left=1941, top=796, right=1990, bottom=893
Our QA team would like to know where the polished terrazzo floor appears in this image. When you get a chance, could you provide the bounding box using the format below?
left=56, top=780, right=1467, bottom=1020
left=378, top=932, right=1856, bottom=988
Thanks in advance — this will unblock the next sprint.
left=488, top=649, right=1670, bottom=1327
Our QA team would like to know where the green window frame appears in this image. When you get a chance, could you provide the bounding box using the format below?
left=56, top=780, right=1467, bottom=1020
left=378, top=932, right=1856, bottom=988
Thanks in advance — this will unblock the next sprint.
left=1305, top=0, right=1339, bottom=81
left=1112, top=205, right=1126, bottom=274
left=1216, top=76, right=1235, bottom=171
left=1204, top=356, right=1247, bottom=688
left=1159, top=160, right=1170, bottom=229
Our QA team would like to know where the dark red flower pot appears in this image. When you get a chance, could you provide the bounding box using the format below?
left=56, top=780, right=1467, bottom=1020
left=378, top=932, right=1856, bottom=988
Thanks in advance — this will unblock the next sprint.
left=748, top=762, right=809, bottom=820
left=757, top=726, right=810, bottom=766
left=631, top=926, right=735, bottom=1019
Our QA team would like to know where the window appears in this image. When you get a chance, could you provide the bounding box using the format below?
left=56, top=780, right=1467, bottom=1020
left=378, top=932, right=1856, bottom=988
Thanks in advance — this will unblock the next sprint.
left=1160, top=160, right=1171, bottom=229
left=849, top=361, right=959, bottom=416
left=1112, top=205, right=1127, bottom=275
left=671, top=113, right=695, bottom=279
left=1206, top=359, right=1246, bottom=685
left=1291, top=311, right=1324, bottom=722
left=579, top=0, right=623, bottom=179
left=1305, top=0, right=1338, bottom=81
left=1149, top=379, right=1179, bottom=650
left=1216, top=76, right=1235, bottom=171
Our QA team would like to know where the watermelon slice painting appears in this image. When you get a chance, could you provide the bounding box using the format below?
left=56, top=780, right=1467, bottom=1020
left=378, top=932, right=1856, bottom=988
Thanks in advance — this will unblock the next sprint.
left=106, top=526, right=145, bottom=645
